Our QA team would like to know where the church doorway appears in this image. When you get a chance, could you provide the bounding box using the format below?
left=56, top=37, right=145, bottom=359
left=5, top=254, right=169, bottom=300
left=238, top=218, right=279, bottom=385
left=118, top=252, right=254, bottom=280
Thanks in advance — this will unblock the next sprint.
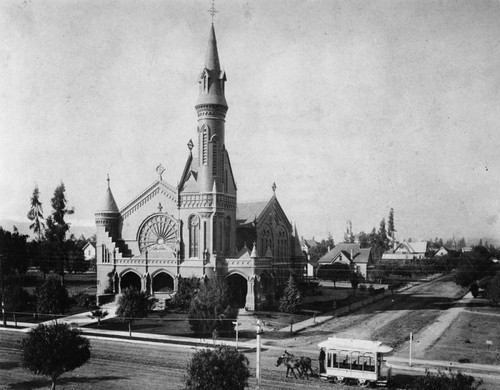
left=120, top=271, right=141, bottom=292
left=226, top=273, right=247, bottom=308
left=152, top=272, right=174, bottom=293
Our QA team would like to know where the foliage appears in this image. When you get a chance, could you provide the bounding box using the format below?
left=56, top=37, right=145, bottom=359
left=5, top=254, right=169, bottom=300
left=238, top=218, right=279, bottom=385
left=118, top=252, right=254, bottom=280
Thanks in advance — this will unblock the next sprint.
left=171, top=276, right=201, bottom=310
left=0, top=226, right=29, bottom=275
left=65, top=238, right=88, bottom=273
left=72, top=292, right=96, bottom=309
left=387, top=208, right=395, bottom=239
left=35, top=277, right=71, bottom=315
left=44, top=183, right=74, bottom=282
left=317, top=263, right=351, bottom=286
left=279, top=275, right=302, bottom=314
left=2, top=285, right=33, bottom=313
left=409, top=369, right=482, bottom=390
left=27, top=185, right=45, bottom=240
left=487, top=273, right=500, bottom=304
left=308, top=235, right=334, bottom=264
left=116, top=288, right=156, bottom=322
left=88, top=309, right=108, bottom=325
left=454, top=249, right=495, bottom=287
left=184, top=346, right=250, bottom=390
left=20, top=323, right=90, bottom=390
left=188, top=277, right=237, bottom=335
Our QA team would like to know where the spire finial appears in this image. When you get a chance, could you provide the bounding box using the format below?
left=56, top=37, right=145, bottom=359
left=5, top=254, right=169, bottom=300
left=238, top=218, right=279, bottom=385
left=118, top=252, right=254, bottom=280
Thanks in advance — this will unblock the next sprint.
left=208, top=0, right=218, bottom=24
left=272, top=182, right=277, bottom=195
left=107, top=174, right=110, bottom=188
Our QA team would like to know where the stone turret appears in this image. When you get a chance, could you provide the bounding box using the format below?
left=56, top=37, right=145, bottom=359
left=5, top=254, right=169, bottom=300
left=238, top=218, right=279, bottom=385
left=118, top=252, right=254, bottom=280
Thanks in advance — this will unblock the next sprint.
left=95, top=176, right=120, bottom=241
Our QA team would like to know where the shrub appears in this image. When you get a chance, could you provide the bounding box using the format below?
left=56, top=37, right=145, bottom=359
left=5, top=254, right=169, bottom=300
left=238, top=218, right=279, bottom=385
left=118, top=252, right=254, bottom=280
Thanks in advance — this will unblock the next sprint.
left=35, top=278, right=71, bottom=315
left=116, top=288, right=156, bottom=322
left=279, top=275, right=302, bottom=314
left=409, top=369, right=482, bottom=390
left=20, top=323, right=90, bottom=390
left=184, top=346, right=250, bottom=390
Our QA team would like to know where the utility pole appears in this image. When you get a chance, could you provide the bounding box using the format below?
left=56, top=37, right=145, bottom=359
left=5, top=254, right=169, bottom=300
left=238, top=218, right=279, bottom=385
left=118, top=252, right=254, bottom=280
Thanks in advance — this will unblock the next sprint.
left=254, top=320, right=264, bottom=390
left=0, top=254, right=6, bottom=326
left=409, top=332, right=413, bottom=367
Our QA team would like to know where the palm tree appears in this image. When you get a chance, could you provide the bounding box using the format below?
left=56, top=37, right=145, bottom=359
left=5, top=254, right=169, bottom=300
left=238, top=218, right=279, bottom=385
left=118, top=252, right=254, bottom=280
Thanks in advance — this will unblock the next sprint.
left=27, top=185, right=45, bottom=240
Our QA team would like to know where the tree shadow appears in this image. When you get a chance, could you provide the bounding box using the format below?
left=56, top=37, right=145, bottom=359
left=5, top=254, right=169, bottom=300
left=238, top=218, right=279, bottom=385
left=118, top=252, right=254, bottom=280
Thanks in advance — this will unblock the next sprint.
left=7, top=375, right=126, bottom=389
left=0, top=361, right=19, bottom=370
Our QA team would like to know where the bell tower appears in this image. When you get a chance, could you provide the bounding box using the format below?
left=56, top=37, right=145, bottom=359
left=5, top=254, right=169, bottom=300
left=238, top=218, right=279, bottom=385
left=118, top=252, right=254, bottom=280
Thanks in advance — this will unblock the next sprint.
left=178, top=24, right=237, bottom=273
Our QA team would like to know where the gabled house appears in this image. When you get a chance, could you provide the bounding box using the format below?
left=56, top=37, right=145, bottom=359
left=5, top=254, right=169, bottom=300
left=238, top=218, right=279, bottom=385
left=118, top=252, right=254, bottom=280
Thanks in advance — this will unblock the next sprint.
left=82, top=242, right=96, bottom=261
left=317, top=243, right=372, bottom=279
left=435, top=246, right=460, bottom=257
left=382, top=240, right=429, bottom=261
left=301, top=237, right=319, bottom=277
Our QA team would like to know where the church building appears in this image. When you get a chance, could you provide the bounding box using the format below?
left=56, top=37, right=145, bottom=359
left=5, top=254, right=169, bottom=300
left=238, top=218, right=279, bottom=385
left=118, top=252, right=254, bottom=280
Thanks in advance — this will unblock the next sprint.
left=95, top=24, right=305, bottom=310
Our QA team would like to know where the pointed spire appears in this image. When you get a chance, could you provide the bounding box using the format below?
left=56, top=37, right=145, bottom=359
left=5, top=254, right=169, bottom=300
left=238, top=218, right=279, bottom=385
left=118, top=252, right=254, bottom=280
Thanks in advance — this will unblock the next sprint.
left=205, top=24, right=221, bottom=71
left=197, top=25, right=227, bottom=107
left=251, top=242, right=259, bottom=258
left=98, top=176, right=119, bottom=213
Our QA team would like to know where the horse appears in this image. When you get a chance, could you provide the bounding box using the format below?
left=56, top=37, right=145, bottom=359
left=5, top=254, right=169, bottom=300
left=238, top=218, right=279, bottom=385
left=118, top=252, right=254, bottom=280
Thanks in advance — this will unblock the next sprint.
left=276, top=351, right=313, bottom=380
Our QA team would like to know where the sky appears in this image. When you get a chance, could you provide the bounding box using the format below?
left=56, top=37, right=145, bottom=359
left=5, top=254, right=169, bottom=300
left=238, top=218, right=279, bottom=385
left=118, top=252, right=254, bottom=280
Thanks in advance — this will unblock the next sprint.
left=1, top=0, right=500, bottom=245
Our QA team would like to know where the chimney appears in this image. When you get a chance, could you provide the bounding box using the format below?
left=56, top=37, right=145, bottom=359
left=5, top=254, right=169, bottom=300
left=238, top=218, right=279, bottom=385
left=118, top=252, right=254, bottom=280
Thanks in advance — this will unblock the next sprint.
left=350, top=249, right=354, bottom=260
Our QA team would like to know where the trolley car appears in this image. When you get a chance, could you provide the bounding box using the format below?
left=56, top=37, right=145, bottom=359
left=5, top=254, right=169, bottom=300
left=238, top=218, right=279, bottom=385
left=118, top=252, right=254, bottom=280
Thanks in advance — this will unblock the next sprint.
left=318, top=337, right=393, bottom=387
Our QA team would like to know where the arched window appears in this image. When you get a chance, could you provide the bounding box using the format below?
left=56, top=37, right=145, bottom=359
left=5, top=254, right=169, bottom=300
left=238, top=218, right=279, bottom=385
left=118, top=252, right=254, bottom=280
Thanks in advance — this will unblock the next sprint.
left=189, top=215, right=200, bottom=258
left=224, top=216, right=231, bottom=255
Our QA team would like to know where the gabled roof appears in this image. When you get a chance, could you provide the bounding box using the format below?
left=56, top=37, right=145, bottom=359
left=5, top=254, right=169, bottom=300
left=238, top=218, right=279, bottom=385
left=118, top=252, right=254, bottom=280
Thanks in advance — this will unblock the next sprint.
left=318, top=243, right=361, bottom=264
left=392, top=240, right=428, bottom=254
left=302, top=239, right=319, bottom=248
left=82, top=242, right=95, bottom=251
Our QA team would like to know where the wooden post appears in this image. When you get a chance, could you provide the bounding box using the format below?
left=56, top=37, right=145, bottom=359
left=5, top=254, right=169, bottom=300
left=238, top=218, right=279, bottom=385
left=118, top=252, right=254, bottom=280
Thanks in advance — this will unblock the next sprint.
left=409, top=332, right=412, bottom=367
left=129, top=322, right=132, bottom=338
left=0, top=254, right=5, bottom=327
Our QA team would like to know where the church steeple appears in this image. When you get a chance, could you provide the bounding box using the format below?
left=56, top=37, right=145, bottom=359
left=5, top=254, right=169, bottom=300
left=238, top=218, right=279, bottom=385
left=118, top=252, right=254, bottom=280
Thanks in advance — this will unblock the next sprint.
left=195, top=24, right=229, bottom=193
left=196, top=25, right=227, bottom=108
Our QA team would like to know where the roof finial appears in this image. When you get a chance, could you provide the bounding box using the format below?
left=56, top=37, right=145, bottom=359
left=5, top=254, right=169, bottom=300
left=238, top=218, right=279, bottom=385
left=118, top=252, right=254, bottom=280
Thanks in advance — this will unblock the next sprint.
left=208, top=0, right=218, bottom=24
left=272, top=182, right=277, bottom=195
left=187, top=139, right=194, bottom=153
left=156, top=163, right=165, bottom=181
left=106, top=174, right=110, bottom=188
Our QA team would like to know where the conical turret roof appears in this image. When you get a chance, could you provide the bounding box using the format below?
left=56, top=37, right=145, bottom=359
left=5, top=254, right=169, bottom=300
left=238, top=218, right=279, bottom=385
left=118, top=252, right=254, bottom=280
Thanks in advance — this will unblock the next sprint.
left=96, top=179, right=119, bottom=214
left=205, top=24, right=221, bottom=71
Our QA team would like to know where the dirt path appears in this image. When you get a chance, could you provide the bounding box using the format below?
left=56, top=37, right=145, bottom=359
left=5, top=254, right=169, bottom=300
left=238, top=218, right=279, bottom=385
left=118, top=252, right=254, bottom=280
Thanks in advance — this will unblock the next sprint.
left=271, top=275, right=466, bottom=355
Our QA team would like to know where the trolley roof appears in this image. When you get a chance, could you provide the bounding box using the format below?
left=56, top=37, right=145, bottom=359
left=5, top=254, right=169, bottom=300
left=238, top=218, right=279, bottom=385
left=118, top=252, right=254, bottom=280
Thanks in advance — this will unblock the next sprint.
left=318, top=338, right=393, bottom=354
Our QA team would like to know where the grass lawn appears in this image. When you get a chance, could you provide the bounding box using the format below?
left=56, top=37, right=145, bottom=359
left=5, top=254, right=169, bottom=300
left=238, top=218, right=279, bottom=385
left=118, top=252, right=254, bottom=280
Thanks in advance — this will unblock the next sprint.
left=424, top=310, right=500, bottom=365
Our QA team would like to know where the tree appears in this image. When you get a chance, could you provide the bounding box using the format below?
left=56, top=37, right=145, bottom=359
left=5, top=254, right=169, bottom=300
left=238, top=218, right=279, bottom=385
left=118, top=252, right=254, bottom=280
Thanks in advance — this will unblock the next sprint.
left=3, top=285, right=33, bottom=313
left=35, top=277, right=71, bottom=316
left=184, top=346, right=250, bottom=390
left=20, top=323, right=90, bottom=390
left=189, top=277, right=237, bottom=335
left=487, top=273, right=500, bottom=304
left=409, top=369, right=482, bottom=390
left=387, top=208, right=395, bottom=239
left=27, top=185, right=45, bottom=241
left=88, top=308, right=108, bottom=326
left=0, top=227, right=29, bottom=276
left=45, top=183, right=74, bottom=285
left=171, top=276, right=200, bottom=310
left=279, top=275, right=302, bottom=314
left=116, top=288, right=155, bottom=322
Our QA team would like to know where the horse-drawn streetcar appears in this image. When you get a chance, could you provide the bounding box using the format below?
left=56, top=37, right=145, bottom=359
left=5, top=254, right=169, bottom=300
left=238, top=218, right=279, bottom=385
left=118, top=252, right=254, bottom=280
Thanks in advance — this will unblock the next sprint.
left=317, top=337, right=393, bottom=387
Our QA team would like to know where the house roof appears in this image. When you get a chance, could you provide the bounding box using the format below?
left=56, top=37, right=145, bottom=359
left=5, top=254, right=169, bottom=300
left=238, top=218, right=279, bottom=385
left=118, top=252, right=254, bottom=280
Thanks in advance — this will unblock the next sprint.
left=82, top=242, right=95, bottom=250
left=302, top=238, right=319, bottom=248
left=318, top=244, right=371, bottom=265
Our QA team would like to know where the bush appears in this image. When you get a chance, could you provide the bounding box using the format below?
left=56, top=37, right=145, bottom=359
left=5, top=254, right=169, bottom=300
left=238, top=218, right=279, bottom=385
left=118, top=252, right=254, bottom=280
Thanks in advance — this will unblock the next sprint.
left=72, top=292, right=96, bottom=310
left=35, top=278, right=71, bottom=315
left=2, top=285, right=33, bottom=313
left=184, top=346, right=250, bottom=390
left=409, top=369, right=482, bottom=390
left=20, top=323, right=90, bottom=390
left=171, top=276, right=200, bottom=311
left=487, top=273, right=500, bottom=304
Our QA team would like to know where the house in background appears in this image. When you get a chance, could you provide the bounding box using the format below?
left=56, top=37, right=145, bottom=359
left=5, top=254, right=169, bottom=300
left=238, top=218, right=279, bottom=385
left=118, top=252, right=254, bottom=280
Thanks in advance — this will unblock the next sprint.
left=317, top=243, right=372, bottom=279
left=435, top=246, right=460, bottom=257
left=382, top=240, right=429, bottom=261
left=82, top=242, right=96, bottom=261
left=301, top=237, right=319, bottom=277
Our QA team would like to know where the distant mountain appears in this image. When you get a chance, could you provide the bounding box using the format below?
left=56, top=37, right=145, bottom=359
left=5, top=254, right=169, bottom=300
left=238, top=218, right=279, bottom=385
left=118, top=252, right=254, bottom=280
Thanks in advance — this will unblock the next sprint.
left=0, top=219, right=95, bottom=240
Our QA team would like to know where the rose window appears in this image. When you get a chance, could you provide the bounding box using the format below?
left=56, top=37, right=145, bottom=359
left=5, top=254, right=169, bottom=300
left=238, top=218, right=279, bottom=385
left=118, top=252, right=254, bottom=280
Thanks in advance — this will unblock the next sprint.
left=138, top=214, right=178, bottom=254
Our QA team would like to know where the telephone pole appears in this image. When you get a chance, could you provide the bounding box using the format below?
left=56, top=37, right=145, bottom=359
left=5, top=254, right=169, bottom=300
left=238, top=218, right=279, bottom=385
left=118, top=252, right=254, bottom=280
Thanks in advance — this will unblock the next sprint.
left=0, top=254, right=6, bottom=326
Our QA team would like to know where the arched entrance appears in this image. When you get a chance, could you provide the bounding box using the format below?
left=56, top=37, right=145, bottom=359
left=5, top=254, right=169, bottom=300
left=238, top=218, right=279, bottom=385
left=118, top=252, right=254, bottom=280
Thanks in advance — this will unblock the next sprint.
left=152, top=272, right=174, bottom=293
left=227, top=273, right=248, bottom=308
left=120, top=271, right=141, bottom=292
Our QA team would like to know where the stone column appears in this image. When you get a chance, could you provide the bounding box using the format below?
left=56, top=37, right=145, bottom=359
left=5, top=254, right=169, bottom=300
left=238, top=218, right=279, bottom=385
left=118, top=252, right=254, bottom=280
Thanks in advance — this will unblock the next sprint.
left=246, top=276, right=256, bottom=311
